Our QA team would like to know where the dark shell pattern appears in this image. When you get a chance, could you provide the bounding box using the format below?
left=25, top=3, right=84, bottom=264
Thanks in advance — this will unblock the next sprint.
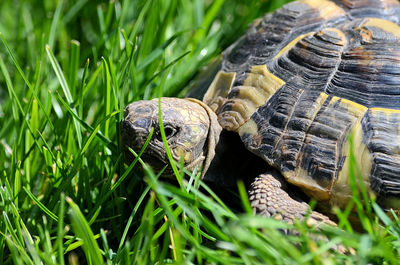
left=203, top=0, right=400, bottom=207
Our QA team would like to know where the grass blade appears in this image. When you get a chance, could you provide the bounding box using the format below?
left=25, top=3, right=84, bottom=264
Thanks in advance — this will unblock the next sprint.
left=46, top=44, right=82, bottom=149
left=67, top=197, right=103, bottom=265
left=23, top=187, right=58, bottom=222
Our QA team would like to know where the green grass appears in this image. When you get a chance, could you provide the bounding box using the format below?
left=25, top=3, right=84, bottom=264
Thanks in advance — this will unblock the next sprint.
left=1, top=0, right=400, bottom=264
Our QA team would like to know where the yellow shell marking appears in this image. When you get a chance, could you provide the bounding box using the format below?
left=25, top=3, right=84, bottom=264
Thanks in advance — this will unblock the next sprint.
left=290, top=168, right=331, bottom=201
left=238, top=119, right=258, bottom=137
left=283, top=92, right=330, bottom=201
left=217, top=65, right=286, bottom=132
left=300, top=0, right=345, bottom=20
left=243, top=65, right=285, bottom=98
left=370, top=107, right=400, bottom=114
left=331, top=97, right=372, bottom=207
left=229, top=65, right=285, bottom=132
left=274, top=0, right=346, bottom=60
left=273, top=32, right=315, bottom=60
left=362, top=18, right=400, bottom=39
left=274, top=27, right=346, bottom=61
left=203, top=71, right=236, bottom=112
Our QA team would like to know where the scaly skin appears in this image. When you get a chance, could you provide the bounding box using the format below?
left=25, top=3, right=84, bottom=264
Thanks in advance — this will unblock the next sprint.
left=249, top=173, right=336, bottom=226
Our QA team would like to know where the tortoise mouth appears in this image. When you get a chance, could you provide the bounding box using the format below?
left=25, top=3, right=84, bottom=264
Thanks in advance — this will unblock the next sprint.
left=121, top=119, right=182, bottom=177
left=121, top=120, right=167, bottom=162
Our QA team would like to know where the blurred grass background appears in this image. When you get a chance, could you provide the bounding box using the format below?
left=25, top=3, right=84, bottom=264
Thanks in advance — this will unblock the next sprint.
left=1, top=0, right=400, bottom=264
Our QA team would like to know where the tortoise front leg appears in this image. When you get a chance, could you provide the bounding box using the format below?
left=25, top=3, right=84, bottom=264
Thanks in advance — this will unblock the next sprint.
left=249, top=172, right=336, bottom=226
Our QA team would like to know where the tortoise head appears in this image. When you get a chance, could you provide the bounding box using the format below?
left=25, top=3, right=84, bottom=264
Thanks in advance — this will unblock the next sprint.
left=121, top=97, right=222, bottom=177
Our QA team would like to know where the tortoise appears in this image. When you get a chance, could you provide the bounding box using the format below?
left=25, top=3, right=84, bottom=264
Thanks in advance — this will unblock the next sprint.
left=121, top=0, right=400, bottom=225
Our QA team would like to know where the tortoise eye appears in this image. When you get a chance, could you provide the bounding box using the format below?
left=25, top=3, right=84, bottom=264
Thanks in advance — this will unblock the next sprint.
left=155, top=125, right=178, bottom=141
left=164, top=126, right=175, bottom=139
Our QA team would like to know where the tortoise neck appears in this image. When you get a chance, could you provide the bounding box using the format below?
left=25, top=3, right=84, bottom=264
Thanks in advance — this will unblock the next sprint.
left=185, top=98, right=223, bottom=177
left=202, top=130, right=269, bottom=187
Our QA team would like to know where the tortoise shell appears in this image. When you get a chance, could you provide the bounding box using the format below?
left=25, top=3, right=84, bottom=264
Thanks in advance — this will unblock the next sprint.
left=202, top=0, right=400, bottom=208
